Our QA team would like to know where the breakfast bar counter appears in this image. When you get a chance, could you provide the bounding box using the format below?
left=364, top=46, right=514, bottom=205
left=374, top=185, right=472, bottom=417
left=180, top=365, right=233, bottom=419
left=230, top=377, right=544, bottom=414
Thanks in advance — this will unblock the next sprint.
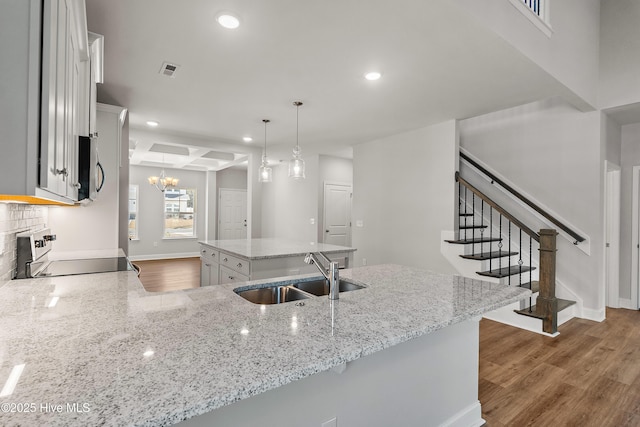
left=0, top=264, right=530, bottom=426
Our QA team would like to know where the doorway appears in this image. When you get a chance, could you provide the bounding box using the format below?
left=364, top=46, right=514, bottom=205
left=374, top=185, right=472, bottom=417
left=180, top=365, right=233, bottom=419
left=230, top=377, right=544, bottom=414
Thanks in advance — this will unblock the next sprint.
left=218, top=188, right=247, bottom=240
left=323, top=182, right=352, bottom=246
left=604, top=162, right=621, bottom=308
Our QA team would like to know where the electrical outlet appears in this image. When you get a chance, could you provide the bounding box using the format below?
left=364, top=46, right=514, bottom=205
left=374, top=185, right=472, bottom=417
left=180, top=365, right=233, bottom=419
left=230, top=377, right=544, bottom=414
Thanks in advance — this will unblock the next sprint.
left=356, top=220, right=364, bottom=227
left=310, top=218, right=315, bottom=225
left=321, top=418, right=337, bottom=427
left=362, top=258, right=367, bottom=266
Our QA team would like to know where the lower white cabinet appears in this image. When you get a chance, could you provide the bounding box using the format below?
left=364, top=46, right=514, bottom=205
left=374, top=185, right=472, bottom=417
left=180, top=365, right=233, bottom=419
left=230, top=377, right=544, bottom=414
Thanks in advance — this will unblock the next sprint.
left=200, top=258, right=220, bottom=287
left=219, top=265, right=250, bottom=285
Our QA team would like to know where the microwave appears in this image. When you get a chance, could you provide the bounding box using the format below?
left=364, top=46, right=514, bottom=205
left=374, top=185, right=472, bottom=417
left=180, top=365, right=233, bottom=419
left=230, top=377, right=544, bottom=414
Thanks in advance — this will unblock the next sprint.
left=77, top=135, right=104, bottom=201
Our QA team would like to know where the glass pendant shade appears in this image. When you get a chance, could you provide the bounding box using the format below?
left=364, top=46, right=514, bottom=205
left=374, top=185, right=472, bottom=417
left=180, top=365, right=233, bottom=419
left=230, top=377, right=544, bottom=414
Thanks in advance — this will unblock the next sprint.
left=288, top=101, right=305, bottom=180
left=259, top=156, right=272, bottom=183
left=288, top=147, right=305, bottom=179
left=258, top=119, right=273, bottom=183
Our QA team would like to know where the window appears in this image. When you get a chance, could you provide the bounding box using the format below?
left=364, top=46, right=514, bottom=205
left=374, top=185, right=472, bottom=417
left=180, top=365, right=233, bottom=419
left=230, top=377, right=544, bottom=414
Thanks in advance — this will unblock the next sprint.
left=128, top=185, right=138, bottom=240
left=164, top=188, right=196, bottom=238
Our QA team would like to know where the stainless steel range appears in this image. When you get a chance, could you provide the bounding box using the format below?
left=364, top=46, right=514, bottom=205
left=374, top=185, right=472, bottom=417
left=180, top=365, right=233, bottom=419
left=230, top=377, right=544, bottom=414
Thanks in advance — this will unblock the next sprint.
left=15, top=228, right=132, bottom=279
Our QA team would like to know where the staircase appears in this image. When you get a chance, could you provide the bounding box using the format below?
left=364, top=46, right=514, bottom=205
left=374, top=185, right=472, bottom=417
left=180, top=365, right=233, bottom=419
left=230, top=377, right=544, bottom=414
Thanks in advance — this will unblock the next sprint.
left=445, top=172, right=575, bottom=335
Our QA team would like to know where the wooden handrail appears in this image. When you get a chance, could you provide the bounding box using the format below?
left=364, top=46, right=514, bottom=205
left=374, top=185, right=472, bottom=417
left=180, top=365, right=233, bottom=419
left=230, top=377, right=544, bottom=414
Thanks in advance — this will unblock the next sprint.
left=460, top=151, right=585, bottom=243
left=456, top=172, right=540, bottom=242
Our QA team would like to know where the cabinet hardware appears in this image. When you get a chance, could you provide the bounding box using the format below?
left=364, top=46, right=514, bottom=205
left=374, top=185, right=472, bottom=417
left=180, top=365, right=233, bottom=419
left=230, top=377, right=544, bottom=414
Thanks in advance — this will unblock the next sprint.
left=223, top=257, right=228, bottom=262
left=237, top=263, right=242, bottom=268
left=205, top=263, right=211, bottom=267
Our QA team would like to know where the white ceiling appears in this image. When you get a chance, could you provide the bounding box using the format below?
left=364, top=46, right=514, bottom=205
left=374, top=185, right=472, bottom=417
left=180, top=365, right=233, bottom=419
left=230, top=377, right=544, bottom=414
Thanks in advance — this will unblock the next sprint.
left=86, top=0, right=568, bottom=166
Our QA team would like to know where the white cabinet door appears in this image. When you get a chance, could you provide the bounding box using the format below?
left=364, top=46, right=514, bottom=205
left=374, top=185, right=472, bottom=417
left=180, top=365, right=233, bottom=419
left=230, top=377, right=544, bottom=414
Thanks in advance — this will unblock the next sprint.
left=200, top=258, right=220, bottom=286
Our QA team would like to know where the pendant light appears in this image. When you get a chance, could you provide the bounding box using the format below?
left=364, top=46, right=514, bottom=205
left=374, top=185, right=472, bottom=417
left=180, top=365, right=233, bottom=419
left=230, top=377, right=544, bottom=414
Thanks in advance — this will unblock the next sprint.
left=288, top=101, right=305, bottom=180
left=258, top=119, right=273, bottom=183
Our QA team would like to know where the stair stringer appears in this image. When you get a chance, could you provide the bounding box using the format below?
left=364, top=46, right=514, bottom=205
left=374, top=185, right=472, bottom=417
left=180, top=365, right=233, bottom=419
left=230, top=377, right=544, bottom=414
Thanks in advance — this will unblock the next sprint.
left=441, top=230, right=577, bottom=336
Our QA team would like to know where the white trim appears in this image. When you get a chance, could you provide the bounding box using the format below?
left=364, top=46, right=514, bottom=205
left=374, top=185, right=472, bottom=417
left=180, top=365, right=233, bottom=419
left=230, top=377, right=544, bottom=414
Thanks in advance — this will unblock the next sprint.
left=604, top=162, right=621, bottom=308
left=460, top=147, right=591, bottom=254
left=631, top=166, right=640, bottom=310
left=507, top=0, right=553, bottom=38
left=619, top=298, right=634, bottom=310
left=581, top=307, right=606, bottom=322
left=128, top=252, right=199, bottom=261
left=437, top=401, right=484, bottom=427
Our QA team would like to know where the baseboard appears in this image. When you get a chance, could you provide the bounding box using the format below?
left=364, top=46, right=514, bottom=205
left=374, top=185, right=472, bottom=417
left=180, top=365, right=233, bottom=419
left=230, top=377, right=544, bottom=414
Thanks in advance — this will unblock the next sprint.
left=128, top=252, right=199, bottom=261
left=619, top=298, right=637, bottom=310
left=437, top=401, right=484, bottom=427
left=580, top=306, right=606, bottom=322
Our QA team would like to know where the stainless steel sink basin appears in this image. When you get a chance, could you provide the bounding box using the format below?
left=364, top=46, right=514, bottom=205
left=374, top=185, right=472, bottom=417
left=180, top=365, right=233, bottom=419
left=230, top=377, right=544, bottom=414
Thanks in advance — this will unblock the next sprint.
left=292, top=278, right=365, bottom=296
left=235, top=286, right=309, bottom=305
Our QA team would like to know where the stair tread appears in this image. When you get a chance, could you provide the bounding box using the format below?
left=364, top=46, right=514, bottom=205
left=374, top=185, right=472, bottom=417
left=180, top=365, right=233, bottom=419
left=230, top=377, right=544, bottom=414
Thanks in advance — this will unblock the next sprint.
left=514, top=299, right=576, bottom=319
left=519, top=281, right=540, bottom=293
left=476, top=265, right=536, bottom=278
left=459, top=225, right=488, bottom=230
left=445, top=237, right=502, bottom=244
left=460, top=251, right=518, bottom=261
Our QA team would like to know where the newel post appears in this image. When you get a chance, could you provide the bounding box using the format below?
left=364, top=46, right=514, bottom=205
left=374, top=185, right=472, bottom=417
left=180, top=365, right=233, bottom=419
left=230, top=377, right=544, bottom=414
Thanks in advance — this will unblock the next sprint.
left=536, top=229, right=558, bottom=334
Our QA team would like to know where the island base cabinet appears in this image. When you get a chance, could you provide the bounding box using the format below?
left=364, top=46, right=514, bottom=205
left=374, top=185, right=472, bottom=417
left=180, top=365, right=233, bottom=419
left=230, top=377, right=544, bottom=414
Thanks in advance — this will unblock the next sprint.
left=180, top=318, right=484, bottom=427
left=219, top=265, right=249, bottom=285
left=200, top=260, right=219, bottom=287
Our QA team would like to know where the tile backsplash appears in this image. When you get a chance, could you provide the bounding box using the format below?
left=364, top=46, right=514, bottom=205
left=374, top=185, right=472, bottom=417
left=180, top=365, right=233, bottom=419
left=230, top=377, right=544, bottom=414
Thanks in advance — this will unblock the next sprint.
left=0, top=204, right=48, bottom=282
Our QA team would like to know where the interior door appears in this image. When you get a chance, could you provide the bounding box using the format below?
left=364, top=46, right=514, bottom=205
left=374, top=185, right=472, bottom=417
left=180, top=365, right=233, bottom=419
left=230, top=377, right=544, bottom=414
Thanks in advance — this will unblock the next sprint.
left=218, top=189, right=247, bottom=240
left=323, top=183, right=352, bottom=246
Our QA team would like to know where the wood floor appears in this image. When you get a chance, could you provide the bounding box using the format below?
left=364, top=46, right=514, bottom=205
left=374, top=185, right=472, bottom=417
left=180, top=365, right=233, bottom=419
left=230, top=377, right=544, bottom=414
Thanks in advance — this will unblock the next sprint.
left=132, top=259, right=640, bottom=425
left=479, top=308, right=640, bottom=426
left=133, top=257, right=200, bottom=292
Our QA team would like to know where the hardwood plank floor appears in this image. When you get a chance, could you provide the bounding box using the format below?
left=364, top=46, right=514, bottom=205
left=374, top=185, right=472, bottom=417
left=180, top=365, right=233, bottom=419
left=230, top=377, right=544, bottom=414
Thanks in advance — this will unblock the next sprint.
left=132, top=259, right=640, bottom=425
left=480, top=308, right=640, bottom=426
left=133, top=257, right=200, bottom=292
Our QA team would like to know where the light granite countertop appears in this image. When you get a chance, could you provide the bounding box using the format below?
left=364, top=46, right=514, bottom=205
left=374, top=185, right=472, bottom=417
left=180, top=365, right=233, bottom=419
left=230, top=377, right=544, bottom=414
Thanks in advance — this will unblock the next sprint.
left=0, top=264, right=530, bottom=426
left=198, top=238, right=356, bottom=260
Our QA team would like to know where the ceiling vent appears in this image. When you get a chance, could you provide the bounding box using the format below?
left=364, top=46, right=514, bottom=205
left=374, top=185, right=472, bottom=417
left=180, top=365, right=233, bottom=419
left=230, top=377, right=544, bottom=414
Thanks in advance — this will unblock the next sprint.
left=159, top=61, right=180, bottom=78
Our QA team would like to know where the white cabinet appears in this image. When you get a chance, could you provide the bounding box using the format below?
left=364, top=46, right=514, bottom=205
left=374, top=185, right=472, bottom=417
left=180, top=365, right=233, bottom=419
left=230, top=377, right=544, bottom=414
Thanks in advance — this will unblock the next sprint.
left=200, top=247, right=220, bottom=287
left=0, top=0, right=90, bottom=204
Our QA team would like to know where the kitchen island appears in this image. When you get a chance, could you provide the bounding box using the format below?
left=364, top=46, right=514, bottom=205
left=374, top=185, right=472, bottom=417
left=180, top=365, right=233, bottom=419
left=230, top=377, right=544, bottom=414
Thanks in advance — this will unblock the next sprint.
left=198, top=238, right=356, bottom=286
left=0, top=264, right=529, bottom=426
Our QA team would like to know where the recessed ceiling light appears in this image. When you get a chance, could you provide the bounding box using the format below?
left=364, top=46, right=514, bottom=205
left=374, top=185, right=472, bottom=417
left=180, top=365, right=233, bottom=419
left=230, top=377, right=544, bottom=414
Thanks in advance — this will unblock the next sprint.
left=243, top=136, right=253, bottom=143
left=217, top=13, right=240, bottom=29
left=146, top=121, right=159, bottom=127
left=364, top=71, right=382, bottom=81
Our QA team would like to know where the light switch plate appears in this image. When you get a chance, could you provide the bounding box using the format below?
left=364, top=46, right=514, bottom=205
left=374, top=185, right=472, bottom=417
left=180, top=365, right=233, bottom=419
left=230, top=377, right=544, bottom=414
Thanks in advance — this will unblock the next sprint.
left=355, top=220, right=363, bottom=227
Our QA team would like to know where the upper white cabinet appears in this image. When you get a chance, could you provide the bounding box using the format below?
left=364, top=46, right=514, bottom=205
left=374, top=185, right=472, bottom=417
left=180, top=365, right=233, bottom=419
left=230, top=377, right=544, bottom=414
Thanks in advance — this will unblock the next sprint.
left=0, top=0, right=94, bottom=204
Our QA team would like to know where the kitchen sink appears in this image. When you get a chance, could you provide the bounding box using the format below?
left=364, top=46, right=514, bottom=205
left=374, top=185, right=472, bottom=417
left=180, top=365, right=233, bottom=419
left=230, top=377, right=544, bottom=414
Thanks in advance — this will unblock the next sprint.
left=292, top=278, right=365, bottom=296
left=235, top=286, right=309, bottom=305
left=234, top=277, right=366, bottom=304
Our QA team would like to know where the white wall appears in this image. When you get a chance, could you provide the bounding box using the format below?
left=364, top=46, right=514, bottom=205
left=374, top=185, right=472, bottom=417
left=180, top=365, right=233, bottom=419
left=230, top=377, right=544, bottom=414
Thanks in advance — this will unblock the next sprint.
left=459, top=98, right=605, bottom=313
left=352, top=121, right=458, bottom=273
left=128, top=165, right=206, bottom=260
left=453, top=0, right=600, bottom=109
left=619, top=123, right=640, bottom=303
left=260, top=156, right=320, bottom=243
left=600, top=0, right=640, bottom=109
left=216, top=167, right=247, bottom=190
left=48, top=105, right=125, bottom=252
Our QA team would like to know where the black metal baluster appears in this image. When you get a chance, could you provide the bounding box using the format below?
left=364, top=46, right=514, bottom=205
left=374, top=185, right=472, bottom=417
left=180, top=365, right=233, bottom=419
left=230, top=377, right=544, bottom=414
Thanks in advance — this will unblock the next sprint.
left=489, top=206, right=493, bottom=272
left=518, top=229, right=523, bottom=288
left=508, top=221, right=511, bottom=286
left=464, top=187, right=468, bottom=240
left=498, top=215, right=502, bottom=273
left=471, top=193, right=475, bottom=255
left=480, top=200, right=484, bottom=257
left=529, top=235, right=533, bottom=312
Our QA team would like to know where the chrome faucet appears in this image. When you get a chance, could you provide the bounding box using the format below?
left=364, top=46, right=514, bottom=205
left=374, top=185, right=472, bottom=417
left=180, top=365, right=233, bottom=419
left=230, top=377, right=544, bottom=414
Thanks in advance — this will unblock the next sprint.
left=304, top=252, right=340, bottom=300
